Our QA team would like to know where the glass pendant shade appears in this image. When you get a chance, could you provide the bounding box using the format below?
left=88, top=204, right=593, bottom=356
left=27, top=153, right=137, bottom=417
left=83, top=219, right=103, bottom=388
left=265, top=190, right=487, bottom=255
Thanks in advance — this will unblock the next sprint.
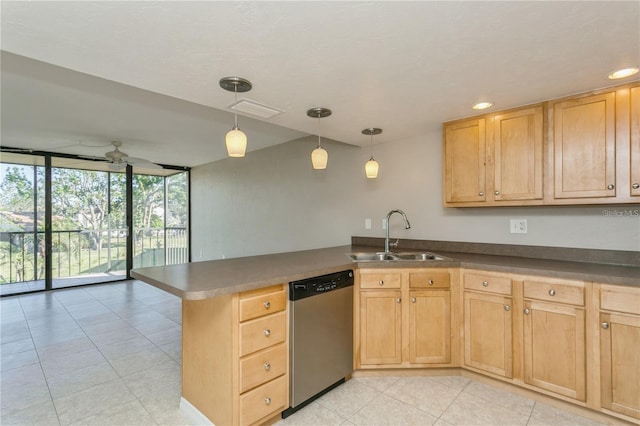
left=225, top=126, right=247, bottom=157
left=311, top=146, right=328, bottom=169
left=365, top=157, right=379, bottom=178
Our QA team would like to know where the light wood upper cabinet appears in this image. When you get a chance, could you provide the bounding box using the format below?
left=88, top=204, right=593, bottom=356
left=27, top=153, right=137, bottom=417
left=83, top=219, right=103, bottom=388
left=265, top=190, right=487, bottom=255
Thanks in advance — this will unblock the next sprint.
left=552, top=92, right=616, bottom=199
left=492, top=106, right=543, bottom=202
left=444, top=106, right=543, bottom=207
left=444, top=118, right=486, bottom=203
left=444, top=82, right=640, bottom=207
left=631, top=86, right=640, bottom=197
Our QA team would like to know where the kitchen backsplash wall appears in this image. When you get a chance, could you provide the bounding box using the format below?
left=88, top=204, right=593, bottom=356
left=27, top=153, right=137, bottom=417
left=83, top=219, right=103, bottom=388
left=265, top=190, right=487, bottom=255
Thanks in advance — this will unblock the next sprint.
left=191, top=129, right=639, bottom=261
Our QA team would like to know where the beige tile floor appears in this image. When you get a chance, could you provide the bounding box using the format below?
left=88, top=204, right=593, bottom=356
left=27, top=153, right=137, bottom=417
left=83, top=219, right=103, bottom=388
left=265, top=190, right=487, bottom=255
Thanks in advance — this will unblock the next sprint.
left=1, top=280, right=609, bottom=426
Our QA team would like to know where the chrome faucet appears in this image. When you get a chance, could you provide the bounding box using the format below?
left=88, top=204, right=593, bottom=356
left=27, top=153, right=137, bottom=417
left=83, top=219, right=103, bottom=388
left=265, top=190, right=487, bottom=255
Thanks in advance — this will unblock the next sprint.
left=384, top=209, right=411, bottom=254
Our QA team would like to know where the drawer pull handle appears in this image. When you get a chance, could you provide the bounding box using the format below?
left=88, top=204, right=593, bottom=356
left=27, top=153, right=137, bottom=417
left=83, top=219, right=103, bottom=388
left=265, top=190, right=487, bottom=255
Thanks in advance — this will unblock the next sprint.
left=411, top=297, right=416, bottom=303
left=264, top=362, right=271, bottom=371
left=396, top=298, right=401, bottom=304
left=379, top=280, right=384, bottom=286
left=479, top=191, right=484, bottom=196
left=602, top=322, right=609, bottom=330
left=524, top=308, right=530, bottom=315
left=607, top=184, right=615, bottom=190
left=482, top=281, right=489, bottom=287
left=494, top=190, right=500, bottom=196
left=633, top=183, right=640, bottom=189
left=548, top=289, right=556, bottom=296
left=264, top=301, right=271, bottom=309
left=263, top=329, right=271, bottom=337
left=504, top=305, right=511, bottom=312
left=264, top=397, right=271, bottom=405
left=428, top=279, right=434, bottom=286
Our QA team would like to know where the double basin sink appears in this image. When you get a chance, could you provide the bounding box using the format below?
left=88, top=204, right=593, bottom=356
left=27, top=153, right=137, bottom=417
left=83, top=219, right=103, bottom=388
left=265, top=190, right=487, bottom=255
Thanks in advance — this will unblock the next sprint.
left=348, top=251, right=452, bottom=262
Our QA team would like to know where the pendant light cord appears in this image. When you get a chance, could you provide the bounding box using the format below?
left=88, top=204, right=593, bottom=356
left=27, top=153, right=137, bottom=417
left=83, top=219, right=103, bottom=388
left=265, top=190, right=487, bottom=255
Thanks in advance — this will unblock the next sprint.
left=233, top=85, right=239, bottom=128
left=317, top=114, right=322, bottom=148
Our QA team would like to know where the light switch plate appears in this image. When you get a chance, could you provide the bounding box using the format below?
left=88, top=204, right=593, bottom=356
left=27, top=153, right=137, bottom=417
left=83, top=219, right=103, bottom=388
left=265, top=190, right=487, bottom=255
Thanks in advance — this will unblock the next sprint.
left=510, top=219, right=528, bottom=234
left=365, top=218, right=372, bottom=229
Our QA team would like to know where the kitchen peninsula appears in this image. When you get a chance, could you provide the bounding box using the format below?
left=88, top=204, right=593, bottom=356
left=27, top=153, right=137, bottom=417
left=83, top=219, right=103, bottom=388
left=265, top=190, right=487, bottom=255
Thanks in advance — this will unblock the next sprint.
left=132, top=241, right=640, bottom=426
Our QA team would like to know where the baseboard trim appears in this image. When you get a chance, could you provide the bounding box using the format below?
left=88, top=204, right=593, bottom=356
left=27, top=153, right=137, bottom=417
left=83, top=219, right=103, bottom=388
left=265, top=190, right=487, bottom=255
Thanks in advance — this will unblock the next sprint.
left=180, top=397, right=214, bottom=425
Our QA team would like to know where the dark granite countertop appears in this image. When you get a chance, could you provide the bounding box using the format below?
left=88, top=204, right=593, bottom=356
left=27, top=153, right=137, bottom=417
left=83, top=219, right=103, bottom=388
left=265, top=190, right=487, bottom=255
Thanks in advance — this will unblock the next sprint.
left=132, top=244, right=639, bottom=300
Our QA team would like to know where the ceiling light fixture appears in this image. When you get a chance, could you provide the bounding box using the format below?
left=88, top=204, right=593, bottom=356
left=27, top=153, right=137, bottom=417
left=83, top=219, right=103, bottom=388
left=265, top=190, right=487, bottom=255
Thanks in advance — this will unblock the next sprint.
left=220, top=76, right=252, bottom=157
left=362, top=128, right=382, bottom=179
left=472, top=102, right=493, bottom=110
left=307, top=107, right=332, bottom=169
left=608, top=68, right=639, bottom=80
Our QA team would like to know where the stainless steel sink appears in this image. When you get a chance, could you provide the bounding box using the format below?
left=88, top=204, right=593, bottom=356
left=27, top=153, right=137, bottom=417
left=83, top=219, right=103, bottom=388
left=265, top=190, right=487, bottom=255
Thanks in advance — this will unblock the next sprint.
left=348, top=252, right=398, bottom=261
left=347, top=251, right=452, bottom=262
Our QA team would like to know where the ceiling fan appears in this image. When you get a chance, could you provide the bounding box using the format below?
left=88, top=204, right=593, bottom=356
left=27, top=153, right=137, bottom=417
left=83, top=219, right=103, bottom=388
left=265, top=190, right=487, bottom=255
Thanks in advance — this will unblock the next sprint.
left=104, top=141, right=161, bottom=170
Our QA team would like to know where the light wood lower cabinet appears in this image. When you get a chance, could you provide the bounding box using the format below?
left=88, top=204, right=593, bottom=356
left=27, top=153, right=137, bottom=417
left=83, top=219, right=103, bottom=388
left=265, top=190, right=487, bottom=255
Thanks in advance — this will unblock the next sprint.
left=182, top=284, right=288, bottom=426
left=359, top=289, right=403, bottom=365
left=599, top=284, right=640, bottom=421
left=463, top=290, right=513, bottom=378
left=356, top=268, right=455, bottom=369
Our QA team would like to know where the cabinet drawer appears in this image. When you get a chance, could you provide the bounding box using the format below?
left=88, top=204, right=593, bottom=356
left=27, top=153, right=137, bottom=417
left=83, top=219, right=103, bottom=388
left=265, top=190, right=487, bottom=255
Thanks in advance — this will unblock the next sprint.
left=524, top=280, right=584, bottom=306
left=240, top=343, right=287, bottom=393
left=239, top=311, right=286, bottom=357
left=464, top=273, right=511, bottom=295
left=360, top=272, right=401, bottom=289
left=239, top=374, right=288, bottom=426
left=240, top=289, right=286, bottom=322
left=409, top=272, right=450, bottom=289
left=600, top=284, right=640, bottom=315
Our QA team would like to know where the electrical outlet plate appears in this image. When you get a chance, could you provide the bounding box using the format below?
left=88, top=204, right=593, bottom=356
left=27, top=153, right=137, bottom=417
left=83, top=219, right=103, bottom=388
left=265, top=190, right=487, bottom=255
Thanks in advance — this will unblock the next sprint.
left=510, top=219, right=528, bottom=234
left=365, top=218, right=372, bottom=230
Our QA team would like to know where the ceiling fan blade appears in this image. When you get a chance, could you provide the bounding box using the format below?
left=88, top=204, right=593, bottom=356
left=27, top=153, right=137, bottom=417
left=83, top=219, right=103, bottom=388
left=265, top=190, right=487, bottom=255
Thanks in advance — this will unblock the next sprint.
left=124, top=156, right=152, bottom=164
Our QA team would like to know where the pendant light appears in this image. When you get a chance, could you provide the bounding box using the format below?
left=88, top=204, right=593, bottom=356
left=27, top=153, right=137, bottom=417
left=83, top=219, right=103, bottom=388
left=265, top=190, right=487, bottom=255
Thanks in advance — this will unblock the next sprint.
left=307, top=107, right=332, bottom=169
left=219, top=77, right=252, bottom=157
left=362, top=128, right=382, bottom=179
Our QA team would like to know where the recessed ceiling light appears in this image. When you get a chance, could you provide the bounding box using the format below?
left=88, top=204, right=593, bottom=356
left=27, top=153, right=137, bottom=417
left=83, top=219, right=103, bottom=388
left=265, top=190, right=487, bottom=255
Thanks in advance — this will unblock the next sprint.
left=608, top=68, right=639, bottom=80
left=472, top=102, right=493, bottom=110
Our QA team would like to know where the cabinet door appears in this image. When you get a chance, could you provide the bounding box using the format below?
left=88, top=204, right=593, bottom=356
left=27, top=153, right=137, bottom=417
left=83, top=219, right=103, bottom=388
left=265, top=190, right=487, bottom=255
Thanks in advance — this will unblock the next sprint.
left=523, top=300, right=586, bottom=401
left=631, top=86, right=640, bottom=197
left=553, top=92, right=616, bottom=199
left=600, top=312, right=640, bottom=419
left=360, top=291, right=402, bottom=365
left=493, top=106, right=543, bottom=201
left=464, top=291, right=513, bottom=377
left=444, top=118, right=486, bottom=203
left=409, top=290, right=450, bottom=364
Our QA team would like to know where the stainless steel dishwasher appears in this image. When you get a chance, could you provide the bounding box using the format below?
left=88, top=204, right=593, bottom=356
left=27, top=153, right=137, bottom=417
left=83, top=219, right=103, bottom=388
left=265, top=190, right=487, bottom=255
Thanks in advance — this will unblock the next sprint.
left=282, top=269, right=354, bottom=418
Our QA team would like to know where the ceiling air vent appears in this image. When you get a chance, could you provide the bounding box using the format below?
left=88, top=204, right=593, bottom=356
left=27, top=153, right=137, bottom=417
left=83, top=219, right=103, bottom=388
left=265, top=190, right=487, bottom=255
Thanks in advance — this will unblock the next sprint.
left=229, top=99, right=283, bottom=119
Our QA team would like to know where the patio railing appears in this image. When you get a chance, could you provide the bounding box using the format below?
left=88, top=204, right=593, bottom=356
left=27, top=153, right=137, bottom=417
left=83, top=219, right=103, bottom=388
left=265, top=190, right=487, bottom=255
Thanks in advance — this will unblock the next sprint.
left=0, top=227, right=188, bottom=284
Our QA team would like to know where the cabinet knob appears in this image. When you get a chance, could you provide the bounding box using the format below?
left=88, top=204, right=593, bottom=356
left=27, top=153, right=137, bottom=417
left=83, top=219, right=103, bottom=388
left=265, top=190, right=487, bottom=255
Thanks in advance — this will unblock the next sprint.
left=504, top=305, right=511, bottom=312
left=482, top=281, right=489, bottom=287
left=524, top=308, right=530, bottom=315
left=428, top=279, right=434, bottom=286
left=264, top=397, right=271, bottom=405
left=607, top=184, right=615, bottom=190
left=479, top=192, right=484, bottom=196
left=411, top=297, right=417, bottom=303
left=263, top=329, right=271, bottom=337
left=264, top=362, right=271, bottom=371
left=601, top=322, right=609, bottom=330
left=633, top=183, right=640, bottom=189
left=264, top=301, right=271, bottom=309
left=396, top=298, right=401, bottom=304
left=548, top=289, right=556, bottom=296
left=494, top=190, right=500, bottom=196
left=379, top=280, right=384, bottom=286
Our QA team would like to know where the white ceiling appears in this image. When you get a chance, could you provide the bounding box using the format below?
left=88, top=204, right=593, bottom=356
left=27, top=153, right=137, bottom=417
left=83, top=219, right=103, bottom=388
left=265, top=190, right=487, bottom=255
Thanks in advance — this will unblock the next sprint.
left=1, top=1, right=639, bottom=168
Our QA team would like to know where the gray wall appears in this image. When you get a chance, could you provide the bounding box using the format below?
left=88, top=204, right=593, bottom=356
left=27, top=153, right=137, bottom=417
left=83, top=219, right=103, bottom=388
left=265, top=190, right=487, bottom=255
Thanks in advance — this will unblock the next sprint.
left=191, top=130, right=639, bottom=261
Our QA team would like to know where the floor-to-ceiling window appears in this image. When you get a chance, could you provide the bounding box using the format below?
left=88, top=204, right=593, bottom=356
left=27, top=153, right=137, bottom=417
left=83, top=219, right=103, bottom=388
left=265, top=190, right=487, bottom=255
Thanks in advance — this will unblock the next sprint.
left=0, top=150, right=190, bottom=296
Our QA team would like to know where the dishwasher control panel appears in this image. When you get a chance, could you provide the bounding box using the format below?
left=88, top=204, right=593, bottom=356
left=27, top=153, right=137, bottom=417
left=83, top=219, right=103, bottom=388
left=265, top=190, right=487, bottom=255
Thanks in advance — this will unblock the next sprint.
left=289, top=270, right=353, bottom=301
